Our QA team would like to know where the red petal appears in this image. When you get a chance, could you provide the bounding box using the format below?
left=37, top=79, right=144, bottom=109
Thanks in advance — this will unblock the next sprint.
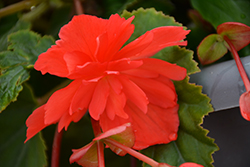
left=69, top=82, right=97, bottom=115
left=34, top=46, right=69, bottom=77
left=118, top=26, right=190, bottom=60
left=63, top=51, right=92, bottom=74
left=25, top=105, right=47, bottom=143
left=122, top=68, right=159, bottom=78
left=217, top=22, right=250, bottom=51
left=44, top=80, right=82, bottom=124
left=100, top=103, right=179, bottom=150
left=95, top=14, right=135, bottom=62
left=58, top=14, right=108, bottom=57
left=58, top=108, right=87, bottom=131
left=107, top=58, right=143, bottom=72
left=139, top=58, right=187, bottom=81
left=129, top=76, right=177, bottom=108
left=89, top=78, right=110, bottom=120
left=239, top=91, right=250, bottom=121
left=118, top=75, right=148, bottom=114
left=179, top=162, right=204, bottom=167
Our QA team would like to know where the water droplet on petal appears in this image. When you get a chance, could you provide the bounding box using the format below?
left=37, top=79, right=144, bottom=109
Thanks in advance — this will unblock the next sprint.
left=169, top=133, right=177, bottom=141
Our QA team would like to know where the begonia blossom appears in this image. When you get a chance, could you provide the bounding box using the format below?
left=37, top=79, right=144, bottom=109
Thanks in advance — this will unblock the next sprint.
left=25, top=13, right=190, bottom=149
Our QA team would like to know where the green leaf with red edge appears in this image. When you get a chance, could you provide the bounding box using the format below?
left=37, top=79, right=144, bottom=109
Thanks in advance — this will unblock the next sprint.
left=197, top=34, right=228, bottom=65
left=121, top=8, right=217, bottom=167
left=0, top=84, right=47, bottom=167
left=0, top=30, right=54, bottom=112
left=217, top=22, right=250, bottom=51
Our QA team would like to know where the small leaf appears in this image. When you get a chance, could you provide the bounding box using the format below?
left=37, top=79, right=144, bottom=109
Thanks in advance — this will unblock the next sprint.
left=197, top=34, right=228, bottom=65
left=0, top=30, right=54, bottom=112
left=0, top=84, right=47, bottom=167
left=217, top=22, right=250, bottom=51
left=239, top=91, right=250, bottom=121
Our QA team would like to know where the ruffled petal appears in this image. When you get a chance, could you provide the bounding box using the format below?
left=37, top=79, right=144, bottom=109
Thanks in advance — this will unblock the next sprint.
left=69, top=81, right=96, bottom=115
left=58, top=108, right=87, bottom=131
left=107, top=58, right=143, bottom=72
left=58, top=14, right=108, bottom=57
left=118, top=26, right=190, bottom=59
left=139, top=58, right=187, bottom=81
left=63, top=51, right=92, bottom=75
left=118, top=75, right=148, bottom=114
left=34, top=46, right=69, bottom=77
left=25, top=105, right=47, bottom=143
left=44, top=80, right=82, bottom=124
left=89, top=78, right=110, bottom=120
left=100, top=103, right=179, bottom=150
left=129, top=76, right=177, bottom=108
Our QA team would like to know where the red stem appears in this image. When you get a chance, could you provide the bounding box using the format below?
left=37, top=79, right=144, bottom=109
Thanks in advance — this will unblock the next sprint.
left=104, top=138, right=163, bottom=167
left=74, top=0, right=84, bottom=15
left=51, top=127, right=64, bottom=167
left=224, top=36, right=250, bottom=91
left=90, top=118, right=105, bottom=167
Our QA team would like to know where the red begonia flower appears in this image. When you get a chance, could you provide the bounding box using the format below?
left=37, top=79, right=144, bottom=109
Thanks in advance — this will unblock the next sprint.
left=25, top=14, right=190, bottom=149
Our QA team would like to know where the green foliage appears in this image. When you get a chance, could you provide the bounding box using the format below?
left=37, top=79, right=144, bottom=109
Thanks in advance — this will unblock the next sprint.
left=191, top=0, right=250, bottom=28
left=0, top=30, right=54, bottom=112
left=122, top=8, right=217, bottom=167
left=0, top=84, right=47, bottom=167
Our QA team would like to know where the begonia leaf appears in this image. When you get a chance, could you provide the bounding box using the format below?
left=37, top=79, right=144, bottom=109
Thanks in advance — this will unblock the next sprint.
left=143, top=78, right=218, bottom=167
left=197, top=34, right=228, bottom=65
left=191, top=0, right=250, bottom=29
left=0, top=20, right=31, bottom=52
left=0, top=30, right=54, bottom=112
left=217, top=22, right=250, bottom=51
left=0, top=84, right=47, bottom=167
left=121, top=8, right=217, bottom=166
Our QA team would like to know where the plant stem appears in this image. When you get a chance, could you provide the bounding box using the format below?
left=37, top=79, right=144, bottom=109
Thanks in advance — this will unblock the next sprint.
left=104, top=138, right=160, bottom=167
left=0, top=0, right=42, bottom=18
left=224, top=36, right=250, bottom=91
left=51, top=126, right=64, bottom=167
left=90, top=118, right=105, bottom=166
left=74, top=0, right=84, bottom=15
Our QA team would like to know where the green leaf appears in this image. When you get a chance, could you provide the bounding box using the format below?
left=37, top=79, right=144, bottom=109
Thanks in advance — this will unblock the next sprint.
left=0, top=84, right=47, bottom=167
left=0, top=20, right=31, bottom=52
left=197, top=34, right=228, bottom=65
left=0, top=30, right=54, bottom=112
left=121, top=8, right=217, bottom=166
left=143, top=78, right=218, bottom=167
left=191, top=0, right=250, bottom=28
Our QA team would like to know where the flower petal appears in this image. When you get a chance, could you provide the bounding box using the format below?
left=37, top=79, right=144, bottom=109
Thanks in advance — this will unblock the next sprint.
left=107, top=58, right=143, bottom=72
left=44, top=80, right=82, bottom=124
left=25, top=105, right=47, bottom=143
left=89, top=78, right=110, bottom=120
left=129, top=76, right=177, bottom=108
left=100, top=103, right=179, bottom=150
left=58, top=14, right=108, bottom=57
left=239, top=91, right=250, bottom=121
left=118, top=75, right=148, bottom=114
left=139, top=58, right=187, bottom=81
left=63, top=51, right=92, bottom=74
left=95, top=15, right=135, bottom=62
left=34, top=46, right=69, bottom=77
left=69, top=81, right=97, bottom=115
left=179, top=162, right=204, bottom=167
left=118, top=26, right=190, bottom=60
